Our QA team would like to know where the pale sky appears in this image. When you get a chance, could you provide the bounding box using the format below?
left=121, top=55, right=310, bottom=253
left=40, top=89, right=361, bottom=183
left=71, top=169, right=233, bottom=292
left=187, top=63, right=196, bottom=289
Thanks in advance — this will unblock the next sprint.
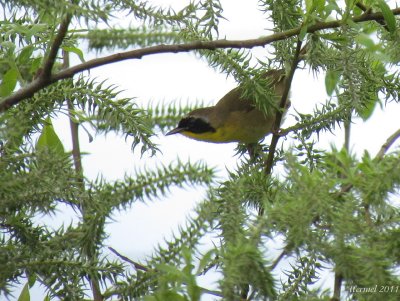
left=25, top=0, right=400, bottom=300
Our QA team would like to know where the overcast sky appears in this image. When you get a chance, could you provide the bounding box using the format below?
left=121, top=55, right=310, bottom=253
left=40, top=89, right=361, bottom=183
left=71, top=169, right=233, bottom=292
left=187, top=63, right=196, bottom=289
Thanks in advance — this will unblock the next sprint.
left=26, top=0, right=400, bottom=299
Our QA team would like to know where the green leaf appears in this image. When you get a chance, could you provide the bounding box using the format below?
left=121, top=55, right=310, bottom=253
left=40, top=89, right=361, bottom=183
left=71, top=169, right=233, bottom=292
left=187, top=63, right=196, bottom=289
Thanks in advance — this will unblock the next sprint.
left=17, top=45, right=34, bottom=65
left=315, top=0, right=326, bottom=14
left=36, top=118, right=65, bottom=155
left=305, top=0, right=325, bottom=15
left=318, top=32, right=348, bottom=42
left=0, top=41, right=16, bottom=52
left=345, top=18, right=361, bottom=29
left=28, top=274, right=36, bottom=287
left=305, top=0, right=313, bottom=14
left=145, top=292, right=187, bottom=301
left=25, top=24, right=48, bottom=40
left=355, top=33, right=375, bottom=49
left=0, top=68, right=18, bottom=97
left=299, top=24, right=308, bottom=41
left=156, top=263, right=185, bottom=281
left=357, top=97, right=378, bottom=121
left=30, top=57, right=43, bottom=75
left=377, top=0, right=396, bottom=33
left=325, top=69, right=340, bottom=96
left=62, top=46, right=85, bottom=63
left=196, top=249, right=216, bottom=274
left=18, top=283, right=30, bottom=301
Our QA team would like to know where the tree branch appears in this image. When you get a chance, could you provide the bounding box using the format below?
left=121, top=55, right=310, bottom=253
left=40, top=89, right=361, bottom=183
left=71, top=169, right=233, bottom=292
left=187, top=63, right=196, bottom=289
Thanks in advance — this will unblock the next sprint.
left=41, top=15, right=72, bottom=79
left=263, top=39, right=303, bottom=175
left=107, top=247, right=225, bottom=298
left=332, top=84, right=353, bottom=300
left=257, top=40, right=302, bottom=217
left=332, top=273, right=343, bottom=301
left=355, top=1, right=370, bottom=13
left=0, top=13, right=72, bottom=109
left=1, top=7, right=399, bottom=112
left=338, top=127, right=400, bottom=195
left=108, top=247, right=150, bottom=272
left=375, top=128, right=400, bottom=159
left=271, top=249, right=287, bottom=270
left=356, top=0, right=389, bottom=30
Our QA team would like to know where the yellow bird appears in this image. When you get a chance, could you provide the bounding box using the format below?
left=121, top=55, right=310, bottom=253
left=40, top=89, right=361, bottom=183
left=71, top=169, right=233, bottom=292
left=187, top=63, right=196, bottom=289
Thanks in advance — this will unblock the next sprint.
left=166, top=69, right=288, bottom=144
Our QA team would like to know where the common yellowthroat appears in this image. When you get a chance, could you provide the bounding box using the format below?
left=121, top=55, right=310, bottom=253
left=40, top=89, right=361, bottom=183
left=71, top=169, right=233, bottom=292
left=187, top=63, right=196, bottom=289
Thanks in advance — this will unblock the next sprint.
left=166, top=69, right=288, bottom=144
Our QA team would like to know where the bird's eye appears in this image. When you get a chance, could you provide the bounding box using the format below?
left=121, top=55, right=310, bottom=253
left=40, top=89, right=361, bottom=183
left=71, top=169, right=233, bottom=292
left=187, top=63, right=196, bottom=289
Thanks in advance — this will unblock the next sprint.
left=179, top=117, right=216, bottom=134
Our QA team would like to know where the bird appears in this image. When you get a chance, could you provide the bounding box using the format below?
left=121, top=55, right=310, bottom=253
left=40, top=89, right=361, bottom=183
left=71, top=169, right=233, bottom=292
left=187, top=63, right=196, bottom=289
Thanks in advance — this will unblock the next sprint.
left=166, top=69, right=289, bottom=144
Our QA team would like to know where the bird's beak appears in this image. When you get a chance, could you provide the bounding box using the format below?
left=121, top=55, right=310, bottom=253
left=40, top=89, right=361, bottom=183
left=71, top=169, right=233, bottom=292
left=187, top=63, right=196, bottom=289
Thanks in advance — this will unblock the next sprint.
left=165, top=127, right=185, bottom=136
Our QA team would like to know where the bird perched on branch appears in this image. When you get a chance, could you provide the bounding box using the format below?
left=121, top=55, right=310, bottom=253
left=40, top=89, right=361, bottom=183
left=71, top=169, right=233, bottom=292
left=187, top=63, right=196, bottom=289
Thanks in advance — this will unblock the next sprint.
left=166, top=69, right=289, bottom=146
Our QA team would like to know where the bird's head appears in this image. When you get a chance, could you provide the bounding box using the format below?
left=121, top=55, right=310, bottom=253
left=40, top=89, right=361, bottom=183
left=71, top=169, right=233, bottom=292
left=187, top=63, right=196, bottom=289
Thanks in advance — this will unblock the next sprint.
left=166, top=108, right=225, bottom=142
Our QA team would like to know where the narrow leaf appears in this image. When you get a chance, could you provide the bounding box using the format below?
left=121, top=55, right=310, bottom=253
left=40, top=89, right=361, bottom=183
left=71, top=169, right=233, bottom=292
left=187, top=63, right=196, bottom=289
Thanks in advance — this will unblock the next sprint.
left=315, top=0, right=326, bottom=13
left=357, top=97, right=378, bottom=121
left=305, top=0, right=313, bottom=14
left=28, top=274, right=36, bottom=287
left=18, top=283, right=30, bottom=301
left=196, top=249, right=216, bottom=274
left=30, top=57, right=43, bottom=74
left=355, top=33, right=375, bottom=49
left=377, top=0, right=396, bottom=33
left=17, top=45, right=34, bottom=65
left=325, top=69, right=340, bottom=96
left=62, top=46, right=85, bottom=62
left=0, top=68, right=18, bottom=97
left=299, top=24, right=308, bottom=41
left=36, top=118, right=65, bottom=155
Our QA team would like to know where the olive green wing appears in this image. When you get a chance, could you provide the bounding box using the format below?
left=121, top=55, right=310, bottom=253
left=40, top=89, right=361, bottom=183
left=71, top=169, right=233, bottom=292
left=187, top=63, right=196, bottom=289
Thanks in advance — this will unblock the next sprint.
left=214, top=87, right=255, bottom=113
left=215, top=69, right=286, bottom=114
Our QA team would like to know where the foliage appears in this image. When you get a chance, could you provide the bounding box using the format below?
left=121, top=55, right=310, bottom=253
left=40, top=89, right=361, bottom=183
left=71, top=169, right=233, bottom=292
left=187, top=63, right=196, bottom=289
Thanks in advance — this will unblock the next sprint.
left=1, top=0, right=400, bottom=301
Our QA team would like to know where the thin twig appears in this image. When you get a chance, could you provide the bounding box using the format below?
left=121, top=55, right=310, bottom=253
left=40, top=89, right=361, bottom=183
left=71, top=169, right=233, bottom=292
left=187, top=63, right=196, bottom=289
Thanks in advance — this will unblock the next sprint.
left=332, top=106, right=352, bottom=301
left=63, top=45, right=103, bottom=301
left=0, top=14, right=72, bottom=109
left=108, top=247, right=225, bottom=298
left=271, top=250, right=287, bottom=270
left=263, top=39, right=303, bottom=176
left=355, top=1, right=369, bottom=13
left=333, top=128, right=400, bottom=199
left=375, top=128, right=400, bottom=159
left=108, top=247, right=150, bottom=272
left=1, top=7, right=399, bottom=112
left=68, top=99, right=83, bottom=176
left=344, top=118, right=351, bottom=152
left=41, top=15, right=72, bottom=79
left=200, top=288, right=224, bottom=298
left=336, top=128, right=400, bottom=195
left=363, top=203, right=373, bottom=227
left=360, top=127, right=400, bottom=226
left=356, top=0, right=389, bottom=30
left=63, top=50, right=84, bottom=180
left=332, top=273, right=343, bottom=301
left=331, top=128, right=400, bottom=234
